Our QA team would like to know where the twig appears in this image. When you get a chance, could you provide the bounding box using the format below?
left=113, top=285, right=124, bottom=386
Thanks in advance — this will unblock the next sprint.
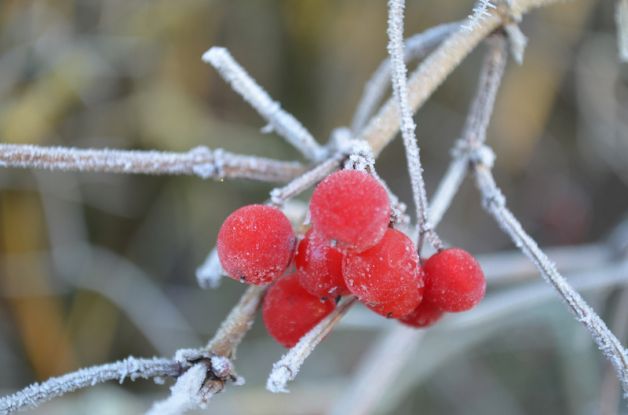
left=464, top=1, right=497, bottom=31
left=205, top=285, right=266, bottom=358
left=474, top=165, right=628, bottom=396
left=269, top=155, right=343, bottom=206
left=145, top=363, right=210, bottom=415
left=351, top=21, right=460, bottom=133
left=360, top=0, right=573, bottom=155
left=0, top=143, right=304, bottom=183
left=386, top=0, right=441, bottom=253
left=429, top=35, right=508, bottom=229
left=203, top=47, right=326, bottom=162
left=599, top=287, right=628, bottom=415
left=266, top=297, right=357, bottom=393
left=0, top=357, right=182, bottom=414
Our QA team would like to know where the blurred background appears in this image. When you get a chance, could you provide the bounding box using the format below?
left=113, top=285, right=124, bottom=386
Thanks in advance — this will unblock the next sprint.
left=0, top=0, right=627, bottom=414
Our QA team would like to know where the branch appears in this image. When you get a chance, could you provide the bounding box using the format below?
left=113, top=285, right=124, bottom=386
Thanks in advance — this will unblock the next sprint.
left=473, top=165, right=628, bottom=396
left=266, top=297, right=357, bottom=393
left=0, top=357, right=182, bottom=414
left=386, top=0, right=441, bottom=252
left=428, top=35, right=508, bottom=226
left=203, top=47, right=326, bottom=162
left=205, top=285, right=266, bottom=358
left=351, top=21, right=460, bottom=133
left=360, top=0, right=571, bottom=155
left=0, top=143, right=304, bottom=183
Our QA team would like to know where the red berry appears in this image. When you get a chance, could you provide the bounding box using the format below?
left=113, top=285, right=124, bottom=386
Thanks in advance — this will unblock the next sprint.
left=295, top=229, right=350, bottom=299
left=262, top=273, right=335, bottom=348
left=423, top=248, right=486, bottom=312
left=399, top=300, right=444, bottom=328
left=217, top=204, right=295, bottom=285
left=310, top=170, right=390, bottom=252
left=343, top=228, right=423, bottom=318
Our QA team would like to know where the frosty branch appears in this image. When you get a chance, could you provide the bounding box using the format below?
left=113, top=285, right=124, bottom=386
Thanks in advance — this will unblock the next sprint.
left=0, top=143, right=304, bottom=183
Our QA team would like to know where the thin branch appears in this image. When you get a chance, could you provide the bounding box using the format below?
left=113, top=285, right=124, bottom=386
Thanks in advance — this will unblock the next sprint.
left=0, top=357, right=182, bottom=414
left=474, top=165, right=628, bottom=396
left=269, top=155, right=343, bottom=206
left=360, top=0, right=572, bottom=155
left=145, top=362, right=210, bottom=415
left=386, top=0, right=441, bottom=253
left=429, top=35, right=508, bottom=227
left=203, top=47, right=326, bottom=162
left=351, top=21, right=460, bottom=133
left=205, top=285, right=266, bottom=358
left=0, top=143, right=304, bottom=183
left=266, top=297, right=357, bottom=393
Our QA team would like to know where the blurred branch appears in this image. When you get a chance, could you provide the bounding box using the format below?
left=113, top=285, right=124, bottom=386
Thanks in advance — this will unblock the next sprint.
left=0, top=143, right=304, bottom=183
left=203, top=47, right=326, bottom=162
left=0, top=357, right=182, bottom=414
left=428, top=35, right=507, bottom=226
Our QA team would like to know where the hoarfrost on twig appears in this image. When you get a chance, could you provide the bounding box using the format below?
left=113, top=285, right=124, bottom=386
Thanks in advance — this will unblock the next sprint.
left=463, top=0, right=497, bottom=31
left=386, top=0, right=441, bottom=253
left=0, top=357, right=181, bottom=414
left=145, top=363, right=210, bottom=415
left=0, top=143, right=303, bottom=183
left=266, top=297, right=357, bottom=393
left=203, top=47, right=326, bottom=162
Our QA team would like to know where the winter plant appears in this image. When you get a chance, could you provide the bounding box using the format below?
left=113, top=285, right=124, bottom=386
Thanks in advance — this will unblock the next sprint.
left=1, top=0, right=628, bottom=414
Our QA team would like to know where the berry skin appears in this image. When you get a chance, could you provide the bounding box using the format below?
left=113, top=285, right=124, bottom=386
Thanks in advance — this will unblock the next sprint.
left=423, top=248, right=486, bottom=312
left=217, top=204, right=295, bottom=285
left=295, top=229, right=350, bottom=299
left=262, top=273, right=335, bottom=348
left=343, top=228, right=424, bottom=318
left=399, top=300, right=444, bottom=328
left=310, top=170, right=390, bottom=252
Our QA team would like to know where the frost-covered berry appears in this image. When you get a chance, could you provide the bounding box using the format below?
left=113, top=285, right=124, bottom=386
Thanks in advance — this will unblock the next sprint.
left=217, top=204, right=295, bottom=285
left=310, top=170, right=390, bottom=252
left=343, top=228, right=423, bottom=318
left=295, top=229, right=349, bottom=299
left=423, top=248, right=486, bottom=312
left=262, top=273, right=335, bottom=348
left=399, top=300, right=444, bottom=328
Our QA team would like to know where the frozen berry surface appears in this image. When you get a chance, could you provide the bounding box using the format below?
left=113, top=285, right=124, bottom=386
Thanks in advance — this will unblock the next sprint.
left=343, top=228, right=423, bottom=318
left=262, top=273, right=335, bottom=348
left=309, top=170, right=390, bottom=252
left=399, top=300, right=444, bottom=328
left=217, top=204, right=295, bottom=285
left=295, top=229, right=349, bottom=299
left=423, top=248, right=486, bottom=312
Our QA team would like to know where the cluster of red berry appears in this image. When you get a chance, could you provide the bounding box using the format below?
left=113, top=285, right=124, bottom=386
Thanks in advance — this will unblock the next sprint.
left=217, top=170, right=486, bottom=348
